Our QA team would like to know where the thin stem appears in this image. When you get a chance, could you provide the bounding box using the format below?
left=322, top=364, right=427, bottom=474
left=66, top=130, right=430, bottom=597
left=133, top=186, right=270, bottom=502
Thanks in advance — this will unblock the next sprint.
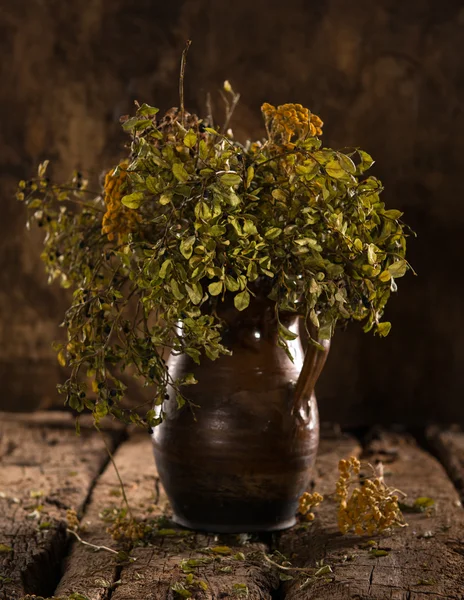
left=67, top=528, right=120, bottom=556
left=179, top=40, right=192, bottom=127
left=206, top=92, right=214, bottom=127
left=222, top=90, right=241, bottom=133
left=96, top=426, right=134, bottom=520
left=262, top=552, right=315, bottom=574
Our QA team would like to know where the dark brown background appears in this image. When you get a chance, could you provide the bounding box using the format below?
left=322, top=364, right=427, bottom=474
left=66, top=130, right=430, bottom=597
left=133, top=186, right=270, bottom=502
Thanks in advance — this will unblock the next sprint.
left=1, top=0, right=463, bottom=425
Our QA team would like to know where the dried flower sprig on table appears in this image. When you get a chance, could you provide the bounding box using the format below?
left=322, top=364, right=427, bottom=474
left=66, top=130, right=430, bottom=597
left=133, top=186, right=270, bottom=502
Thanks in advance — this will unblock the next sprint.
left=298, top=456, right=406, bottom=535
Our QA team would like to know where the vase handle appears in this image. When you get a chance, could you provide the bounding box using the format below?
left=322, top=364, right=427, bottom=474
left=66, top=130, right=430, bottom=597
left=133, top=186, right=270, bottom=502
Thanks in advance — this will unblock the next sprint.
left=293, top=320, right=330, bottom=418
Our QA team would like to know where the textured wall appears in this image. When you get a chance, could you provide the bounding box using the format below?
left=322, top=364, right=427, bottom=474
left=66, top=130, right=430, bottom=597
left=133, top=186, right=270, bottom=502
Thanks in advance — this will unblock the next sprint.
left=1, top=0, right=463, bottom=424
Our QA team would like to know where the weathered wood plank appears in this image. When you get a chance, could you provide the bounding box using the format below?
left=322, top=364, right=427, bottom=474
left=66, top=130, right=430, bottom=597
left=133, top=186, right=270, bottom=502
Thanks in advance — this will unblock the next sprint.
left=98, top=432, right=358, bottom=600
left=0, top=411, right=124, bottom=600
left=280, top=431, right=464, bottom=599
left=55, top=432, right=168, bottom=600
left=427, top=426, right=464, bottom=501
left=56, top=432, right=279, bottom=600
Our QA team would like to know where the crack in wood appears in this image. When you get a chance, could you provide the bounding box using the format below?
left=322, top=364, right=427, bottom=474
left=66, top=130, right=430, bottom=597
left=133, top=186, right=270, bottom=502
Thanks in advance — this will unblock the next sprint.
left=368, top=563, right=375, bottom=593
left=4, top=420, right=464, bottom=599
left=0, top=413, right=126, bottom=600
left=105, top=564, right=123, bottom=600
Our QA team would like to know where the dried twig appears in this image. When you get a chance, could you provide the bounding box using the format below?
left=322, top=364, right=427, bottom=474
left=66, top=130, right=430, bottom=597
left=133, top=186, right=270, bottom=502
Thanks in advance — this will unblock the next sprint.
left=206, top=91, right=214, bottom=128
left=179, top=40, right=192, bottom=127
left=67, top=528, right=120, bottom=556
left=221, top=81, right=241, bottom=132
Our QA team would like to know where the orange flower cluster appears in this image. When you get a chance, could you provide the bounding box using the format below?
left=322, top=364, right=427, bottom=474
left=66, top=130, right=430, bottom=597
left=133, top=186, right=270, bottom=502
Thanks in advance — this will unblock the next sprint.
left=261, top=102, right=323, bottom=143
left=298, top=491, right=324, bottom=521
left=102, top=162, right=139, bottom=242
left=107, top=513, right=148, bottom=547
left=336, top=457, right=405, bottom=535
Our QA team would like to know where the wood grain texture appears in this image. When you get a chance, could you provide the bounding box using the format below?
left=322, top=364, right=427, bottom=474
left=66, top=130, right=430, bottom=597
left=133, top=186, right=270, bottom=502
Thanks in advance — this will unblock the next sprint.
left=427, top=426, right=464, bottom=502
left=3, top=416, right=464, bottom=599
left=68, top=434, right=280, bottom=600
left=77, top=431, right=359, bottom=599
left=0, top=412, right=123, bottom=600
left=56, top=433, right=167, bottom=600
left=280, top=431, right=464, bottom=599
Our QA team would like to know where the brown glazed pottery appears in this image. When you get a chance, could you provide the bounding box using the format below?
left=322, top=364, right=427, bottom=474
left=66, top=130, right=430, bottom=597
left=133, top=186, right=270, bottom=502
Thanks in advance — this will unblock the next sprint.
left=151, top=293, right=330, bottom=532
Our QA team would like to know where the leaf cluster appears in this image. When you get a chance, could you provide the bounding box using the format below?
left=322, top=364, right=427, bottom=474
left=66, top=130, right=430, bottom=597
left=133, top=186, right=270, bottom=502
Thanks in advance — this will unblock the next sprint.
left=16, top=87, right=413, bottom=428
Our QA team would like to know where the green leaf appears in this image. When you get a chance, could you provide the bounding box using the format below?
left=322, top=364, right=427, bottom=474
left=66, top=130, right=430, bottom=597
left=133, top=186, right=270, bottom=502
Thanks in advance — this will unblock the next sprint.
left=199, top=139, right=209, bottom=160
left=136, top=103, right=159, bottom=117
left=354, top=238, right=363, bottom=252
left=294, top=238, right=322, bottom=251
left=376, top=322, right=391, bottom=337
left=180, top=236, right=196, bottom=259
left=209, top=545, right=232, bottom=555
left=271, top=188, right=287, bottom=201
left=325, top=263, right=344, bottom=278
left=184, top=129, right=198, bottom=148
left=194, top=201, right=212, bottom=221
left=383, top=209, right=403, bottom=220
left=265, top=227, right=282, bottom=240
left=121, top=192, right=143, bottom=209
left=318, top=320, right=335, bottom=340
left=225, top=275, right=240, bottom=292
left=413, top=496, right=435, bottom=511
left=228, top=216, right=243, bottom=236
left=357, top=149, right=375, bottom=173
left=278, top=322, right=298, bottom=341
left=388, top=259, right=407, bottom=278
left=171, top=582, right=193, bottom=598
left=159, top=193, right=172, bottom=205
left=370, top=549, right=390, bottom=558
left=159, top=258, right=172, bottom=279
left=172, top=162, right=189, bottom=182
left=232, top=583, right=249, bottom=597
left=246, top=165, right=254, bottom=189
left=182, top=373, right=197, bottom=385
left=227, top=190, right=241, bottom=207
left=243, top=219, right=258, bottom=235
left=338, top=153, right=356, bottom=174
left=314, top=564, right=333, bottom=576
left=310, top=309, right=320, bottom=328
left=325, top=160, right=346, bottom=179
left=208, top=281, right=223, bottom=296
left=367, top=244, right=377, bottom=265
left=0, top=544, right=12, bottom=553
left=185, top=282, right=203, bottom=305
left=38, top=160, right=49, bottom=177
left=145, top=175, right=159, bottom=194
left=234, top=290, right=250, bottom=311
left=379, top=270, right=391, bottom=282
left=184, top=347, right=201, bottom=364
left=247, top=261, right=258, bottom=281
left=122, top=117, right=152, bottom=132
left=220, top=173, right=242, bottom=187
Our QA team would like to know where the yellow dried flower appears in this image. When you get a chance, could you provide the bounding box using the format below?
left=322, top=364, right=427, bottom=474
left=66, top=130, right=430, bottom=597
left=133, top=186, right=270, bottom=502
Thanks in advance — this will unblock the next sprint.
left=102, top=162, right=140, bottom=242
left=298, top=491, right=324, bottom=522
left=261, top=102, right=323, bottom=144
left=107, top=513, right=148, bottom=547
left=335, top=456, right=406, bottom=535
left=66, top=508, right=79, bottom=531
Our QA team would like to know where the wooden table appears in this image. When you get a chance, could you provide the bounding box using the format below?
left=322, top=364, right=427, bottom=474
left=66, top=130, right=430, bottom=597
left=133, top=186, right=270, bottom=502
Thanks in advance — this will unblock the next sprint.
left=1, top=412, right=463, bottom=600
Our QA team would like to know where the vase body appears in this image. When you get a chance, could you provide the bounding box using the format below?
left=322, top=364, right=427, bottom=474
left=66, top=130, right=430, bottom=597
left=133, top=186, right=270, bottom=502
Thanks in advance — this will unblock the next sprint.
left=151, top=298, right=329, bottom=532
